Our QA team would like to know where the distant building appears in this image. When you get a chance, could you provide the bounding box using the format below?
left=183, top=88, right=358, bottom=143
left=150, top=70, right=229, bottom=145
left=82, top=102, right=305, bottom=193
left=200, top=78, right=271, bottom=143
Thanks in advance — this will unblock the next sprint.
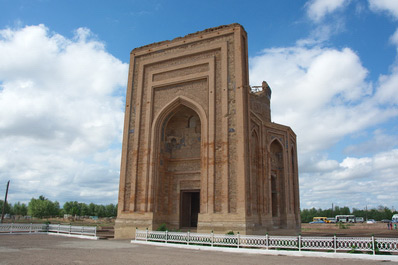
left=115, top=24, right=300, bottom=239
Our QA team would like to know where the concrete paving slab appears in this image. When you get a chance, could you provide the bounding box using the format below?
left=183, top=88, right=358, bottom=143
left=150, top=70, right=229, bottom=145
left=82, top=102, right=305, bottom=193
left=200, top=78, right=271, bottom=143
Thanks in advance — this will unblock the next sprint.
left=0, top=234, right=397, bottom=265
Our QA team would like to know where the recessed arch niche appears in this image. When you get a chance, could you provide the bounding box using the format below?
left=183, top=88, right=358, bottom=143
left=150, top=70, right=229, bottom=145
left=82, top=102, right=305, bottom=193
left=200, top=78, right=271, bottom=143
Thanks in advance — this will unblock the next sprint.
left=270, top=139, right=287, bottom=228
left=149, top=96, right=207, bottom=229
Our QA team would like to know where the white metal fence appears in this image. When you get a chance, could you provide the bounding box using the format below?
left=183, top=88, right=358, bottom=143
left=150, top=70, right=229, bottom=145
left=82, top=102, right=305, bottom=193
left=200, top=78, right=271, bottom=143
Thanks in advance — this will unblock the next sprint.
left=135, top=229, right=398, bottom=254
left=0, top=223, right=97, bottom=238
left=47, top=224, right=97, bottom=237
left=0, top=223, right=47, bottom=233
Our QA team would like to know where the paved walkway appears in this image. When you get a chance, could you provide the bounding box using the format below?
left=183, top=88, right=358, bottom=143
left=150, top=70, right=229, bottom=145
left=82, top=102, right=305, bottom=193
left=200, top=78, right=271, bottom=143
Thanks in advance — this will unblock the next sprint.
left=0, top=234, right=397, bottom=265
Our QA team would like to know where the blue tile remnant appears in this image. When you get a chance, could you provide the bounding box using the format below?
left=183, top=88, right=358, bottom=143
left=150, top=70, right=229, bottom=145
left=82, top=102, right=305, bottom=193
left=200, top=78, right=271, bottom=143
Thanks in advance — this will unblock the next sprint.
left=129, top=129, right=134, bottom=134
left=229, top=128, right=235, bottom=132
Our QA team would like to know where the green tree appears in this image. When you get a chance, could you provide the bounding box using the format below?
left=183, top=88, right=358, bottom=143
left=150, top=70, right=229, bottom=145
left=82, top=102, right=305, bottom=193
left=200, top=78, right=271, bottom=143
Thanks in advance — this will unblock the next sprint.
left=79, top=203, right=89, bottom=216
left=378, top=206, right=393, bottom=220
left=28, top=195, right=60, bottom=218
left=63, top=201, right=81, bottom=216
left=12, top=202, right=28, bottom=216
left=301, top=206, right=354, bottom=223
left=88, top=203, right=96, bottom=216
left=300, top=207, right=320, bottom=223
left=105, top=203, right=117, bottom=217
left=301, top=205, right=398, bottom=223
left=333, top=206, right=351, bottom=215
left=0, top=199, right=12, bottom=215
left=95, top=204, right=106, bottom=217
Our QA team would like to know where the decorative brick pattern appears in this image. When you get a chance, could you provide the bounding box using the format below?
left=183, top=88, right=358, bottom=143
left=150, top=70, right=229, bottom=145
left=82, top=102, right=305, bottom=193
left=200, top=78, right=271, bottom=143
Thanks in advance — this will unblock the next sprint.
left=115, top=24, right=300, bottom=239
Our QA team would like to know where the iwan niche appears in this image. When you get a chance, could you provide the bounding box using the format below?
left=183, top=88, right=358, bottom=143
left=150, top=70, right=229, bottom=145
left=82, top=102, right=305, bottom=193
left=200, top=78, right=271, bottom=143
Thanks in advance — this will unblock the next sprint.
left=115, top=24, right=300, bottom=239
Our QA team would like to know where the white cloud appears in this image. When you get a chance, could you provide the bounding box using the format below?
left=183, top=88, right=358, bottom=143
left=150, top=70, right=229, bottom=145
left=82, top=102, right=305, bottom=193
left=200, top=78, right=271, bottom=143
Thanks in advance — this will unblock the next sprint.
left=344, top=129, right=398, bottom=155
left=0, top=25, right=128, bottom=205
left=296, top=23, right=344, bottom=46
left=369, top=0, right=398, bottom=19
left=299, top=149, right=398, bottom=209
left=250, top=32, right=398, bottom=209
left=374, top=68, right=398, bottom=106
left=250, top=45, right=397, bottom=155
left=391, top=28, right=398, bottom=46
left=306, top=0, right=349, bottom=22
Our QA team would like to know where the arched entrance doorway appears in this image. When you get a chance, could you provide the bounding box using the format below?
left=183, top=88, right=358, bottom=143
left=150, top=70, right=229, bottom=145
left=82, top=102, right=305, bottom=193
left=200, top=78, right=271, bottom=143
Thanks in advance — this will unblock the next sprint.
left=155, top=105, right=202, bottom=229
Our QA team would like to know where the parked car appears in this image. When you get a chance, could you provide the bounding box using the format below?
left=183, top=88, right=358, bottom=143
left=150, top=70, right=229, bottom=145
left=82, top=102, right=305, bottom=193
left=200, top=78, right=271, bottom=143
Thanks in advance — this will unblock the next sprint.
left=366, top=219, right=376, bottom=224
left=381, top=219, right=391, bottom=223
left=327, top=217, right=336, bottom=223
left=309, top=220, right=325, bottom=224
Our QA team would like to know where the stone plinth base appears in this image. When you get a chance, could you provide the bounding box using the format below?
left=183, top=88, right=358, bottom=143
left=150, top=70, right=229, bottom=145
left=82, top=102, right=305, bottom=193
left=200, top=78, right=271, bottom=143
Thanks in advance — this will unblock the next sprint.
left=115, top=213, right=154, bottom=239
left=115, top=212, right=300, bottom=239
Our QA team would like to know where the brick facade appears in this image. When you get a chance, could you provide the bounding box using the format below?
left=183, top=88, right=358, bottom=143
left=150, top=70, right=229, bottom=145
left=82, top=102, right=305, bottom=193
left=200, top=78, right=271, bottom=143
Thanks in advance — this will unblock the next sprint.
left=115, top=24, right=300, bottom=239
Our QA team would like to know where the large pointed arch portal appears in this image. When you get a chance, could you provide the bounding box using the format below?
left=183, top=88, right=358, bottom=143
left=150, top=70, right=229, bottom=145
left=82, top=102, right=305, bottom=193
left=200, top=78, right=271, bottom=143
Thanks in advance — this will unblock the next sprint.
left=149, top=96, right=208, bottom=229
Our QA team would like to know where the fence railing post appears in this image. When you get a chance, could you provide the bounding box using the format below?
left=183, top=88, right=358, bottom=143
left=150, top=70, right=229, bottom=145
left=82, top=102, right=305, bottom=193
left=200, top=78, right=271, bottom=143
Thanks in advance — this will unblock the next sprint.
left=237, top=232, right=240, bottom=248
left=334, top=234, right=337, bottom=253
left=29, top=223, right=32, bottom=233
left=146, top=228, right=148, bottom=242
left=165, top=230, right=168, bottom=243
left=187, top=230, right=190, bottom=245
left=69, top=224, right=71, bottom=235
left=10, top=223, right=13, bottom=234
left=266, top=233, right=269, bottom=250
left=211, top=231, right=214, bottom=247
left=372, top=235, right=375, bottom=255
left=298, top=234, right=301, bottom=251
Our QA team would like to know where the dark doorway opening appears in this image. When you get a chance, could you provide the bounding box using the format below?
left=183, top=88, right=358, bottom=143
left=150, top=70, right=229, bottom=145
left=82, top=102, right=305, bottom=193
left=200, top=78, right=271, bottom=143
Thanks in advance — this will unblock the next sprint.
left=180, top=191, right=200, bottom=228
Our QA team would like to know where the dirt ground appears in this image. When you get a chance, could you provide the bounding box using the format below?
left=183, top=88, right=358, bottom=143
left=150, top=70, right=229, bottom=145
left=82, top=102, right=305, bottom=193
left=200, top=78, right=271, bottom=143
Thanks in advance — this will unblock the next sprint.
left=0, top=234, right=397, bottom=265
left=4, top=218, right=398, bottom=238
left=301, top=223, right=398, bottom=237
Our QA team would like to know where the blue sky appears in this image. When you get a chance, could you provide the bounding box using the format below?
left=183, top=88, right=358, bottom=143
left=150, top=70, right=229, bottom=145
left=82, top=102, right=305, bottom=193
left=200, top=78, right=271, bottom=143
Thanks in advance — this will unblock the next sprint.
left=0, top=0, right=397, bottom=211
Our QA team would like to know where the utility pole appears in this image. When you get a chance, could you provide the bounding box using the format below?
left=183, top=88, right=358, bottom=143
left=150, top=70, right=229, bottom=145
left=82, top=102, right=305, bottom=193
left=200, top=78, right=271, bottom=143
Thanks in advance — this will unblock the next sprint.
left=1, top=180, right=10, bottom=223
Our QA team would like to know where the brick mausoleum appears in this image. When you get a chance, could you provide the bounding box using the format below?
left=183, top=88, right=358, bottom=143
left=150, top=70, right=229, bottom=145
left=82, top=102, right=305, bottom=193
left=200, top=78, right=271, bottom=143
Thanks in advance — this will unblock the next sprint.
left=115, top=24, right=300, bottom=239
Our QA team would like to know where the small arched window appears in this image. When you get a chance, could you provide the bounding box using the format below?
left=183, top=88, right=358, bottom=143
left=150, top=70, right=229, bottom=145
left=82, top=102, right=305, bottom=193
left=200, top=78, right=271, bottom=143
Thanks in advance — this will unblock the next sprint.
left=188, top=116, right=197, bottom=128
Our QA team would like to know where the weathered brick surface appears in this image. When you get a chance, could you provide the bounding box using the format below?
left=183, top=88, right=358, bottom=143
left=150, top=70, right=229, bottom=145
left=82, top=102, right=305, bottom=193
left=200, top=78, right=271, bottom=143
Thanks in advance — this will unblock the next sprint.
left=115, top=24, right=300, bottom=239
